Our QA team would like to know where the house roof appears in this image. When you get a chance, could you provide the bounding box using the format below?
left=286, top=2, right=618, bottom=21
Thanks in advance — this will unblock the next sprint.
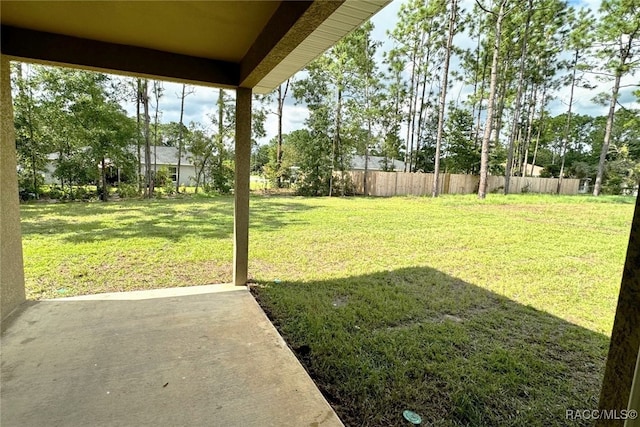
left=0, top=1, right=390, bottom=93
left=351, top=155, right=406, bottom=171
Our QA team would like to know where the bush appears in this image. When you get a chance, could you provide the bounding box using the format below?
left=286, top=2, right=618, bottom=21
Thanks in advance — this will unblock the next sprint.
left=163, top=181, right=176, bottom=196
left=602, top=176, right=623, bottom=195
left=18, top=171, right=44, bottom=200
left=46, top=186, right=65, bottom=200
left=75, top=186, right=88, bottom=200
left=117, top=183, right=139, bottom=198
left=540, top=163, right=560, bottom=178
left=154, top=167, right=171, bottom=187
left=207, top=160, right=235, bottom=194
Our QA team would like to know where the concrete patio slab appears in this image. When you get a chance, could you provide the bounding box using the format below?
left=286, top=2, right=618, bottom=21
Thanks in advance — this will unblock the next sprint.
left=1, top=284, right=343, bottom=427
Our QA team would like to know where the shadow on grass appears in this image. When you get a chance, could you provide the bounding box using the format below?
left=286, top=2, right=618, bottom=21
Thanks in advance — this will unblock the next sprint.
left=20, top=196, right=316, bottom=243
left=252, top=266, right=609, bottom=427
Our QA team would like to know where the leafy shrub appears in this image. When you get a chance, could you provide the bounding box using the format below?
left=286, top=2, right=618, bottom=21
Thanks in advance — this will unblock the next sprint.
left=540, top=163, right=560, bottom=178
left=46, top=186, right=65, bottom=200
left=18, top=171, right=44, bottom=199
left=602, top=176, right=623, bottom=195
left=75, top=186, right=88, bottom=200
left=163, top=181, right=176, bottom=196
left=207, top=160, right=235, bottom=194
left=154, top=167, right=171, bottom=187
left=118, top=183, right=138, bottom=198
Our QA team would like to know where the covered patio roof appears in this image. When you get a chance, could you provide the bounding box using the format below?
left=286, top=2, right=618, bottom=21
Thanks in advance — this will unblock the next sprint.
left=0, top=0, right=388, bottom=93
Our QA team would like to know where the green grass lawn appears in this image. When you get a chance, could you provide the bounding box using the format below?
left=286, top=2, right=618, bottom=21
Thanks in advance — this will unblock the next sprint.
left=20, top=194, right=636, bottom=426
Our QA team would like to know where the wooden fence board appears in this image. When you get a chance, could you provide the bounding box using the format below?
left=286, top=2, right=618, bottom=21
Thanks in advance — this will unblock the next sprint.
left=347, top=171, right=579, bottom=197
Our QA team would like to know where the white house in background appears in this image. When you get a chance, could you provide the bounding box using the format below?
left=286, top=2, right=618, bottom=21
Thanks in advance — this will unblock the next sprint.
left=43, top=152, right=60, bottom=184
left=351, top=155, right=406, bottom=172
left=139, top=146, right=195, bottom=186
left=42, top=146, right=196, bottom=186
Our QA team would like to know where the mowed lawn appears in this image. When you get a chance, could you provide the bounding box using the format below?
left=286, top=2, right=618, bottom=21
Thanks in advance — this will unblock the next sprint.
left=20, top=194, right=635, bottom=426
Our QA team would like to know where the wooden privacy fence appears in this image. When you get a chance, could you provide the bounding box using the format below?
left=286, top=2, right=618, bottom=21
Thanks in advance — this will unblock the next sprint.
left=348, top=171, right=580, bottom=196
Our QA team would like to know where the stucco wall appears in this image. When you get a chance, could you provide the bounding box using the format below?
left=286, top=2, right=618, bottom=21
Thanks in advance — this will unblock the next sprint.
left=1, top=55, right=26, bottom=320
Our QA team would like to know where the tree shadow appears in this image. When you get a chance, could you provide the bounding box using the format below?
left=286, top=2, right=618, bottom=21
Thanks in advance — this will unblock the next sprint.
left=19, top=195, right=317, bottom=243
left=252, top=266, right=609, bottom=427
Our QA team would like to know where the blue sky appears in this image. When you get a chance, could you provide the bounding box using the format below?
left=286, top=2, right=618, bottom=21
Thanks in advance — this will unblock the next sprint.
left=122, top=0, right=638, bottom=145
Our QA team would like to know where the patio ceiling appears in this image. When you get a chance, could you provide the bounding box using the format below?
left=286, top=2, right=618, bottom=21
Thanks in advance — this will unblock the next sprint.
left=0, top=0, right=390, bottom=93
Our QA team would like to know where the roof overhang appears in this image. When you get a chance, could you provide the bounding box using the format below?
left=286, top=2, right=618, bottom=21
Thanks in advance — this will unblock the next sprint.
left=0, top=0, right=390, bottom=94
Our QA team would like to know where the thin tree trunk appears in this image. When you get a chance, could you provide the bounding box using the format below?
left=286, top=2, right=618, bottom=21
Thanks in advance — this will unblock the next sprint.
left=515, top=108, right=526, bottom=176
left=558, top=50, right=579, bottom=193
left=152, top=81, right=161, bottom=195
left=136, top=79, right=142, bottom=194
left=410, top=39, right=427, bottom=172
left=277, top=84, right=284, bottom=188
left=532, top=116, right=545, bottom=176
left=478, top=2, right=505, bottom=198
left=494, top=79, right=507, bottom=159
left=101, top=157, right=108, bottom=202
left=404, top=40, right=418, bottom=172
left=526, top=87, right=539, bottom=176
left=519, top=84, right=535, bottom=177
left=330, top=83, right=342, bottom=197
left=364, top=33, right=371, bottom=196
left=276, top=79, right=290, bottom=189
left=21, top=65, right=40, bottom=199
left=469, top=32, right=481, bottom=140
left=176, top=84, right=186, bottom=193
left=433, top=0, right=457, bottom=197
left=143, top=80, right=152, bottom=198
left=413, top=23, right=433, bottom=173
left=473, top=50, right=489, bottom=175
left=195, top=149, right=213, bottom=194
left=215, top=89, right=225, bottom=191
left=593, top=72, right=621, bottom=196
left=505, top=2, right=532, bottom=193
left=338, top=87, right=345, bottom=196
left=519, top=124, right=528, bottom=178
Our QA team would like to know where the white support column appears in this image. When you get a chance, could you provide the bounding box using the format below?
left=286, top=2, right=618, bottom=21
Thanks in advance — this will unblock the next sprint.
left=233, top=87, right=251, bottom=286
left=1, top=54, right=26, bottom=319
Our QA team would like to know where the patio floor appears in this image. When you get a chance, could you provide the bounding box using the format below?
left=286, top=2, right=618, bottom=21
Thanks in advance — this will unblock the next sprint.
left=1, top=284, right=343, bottom=427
